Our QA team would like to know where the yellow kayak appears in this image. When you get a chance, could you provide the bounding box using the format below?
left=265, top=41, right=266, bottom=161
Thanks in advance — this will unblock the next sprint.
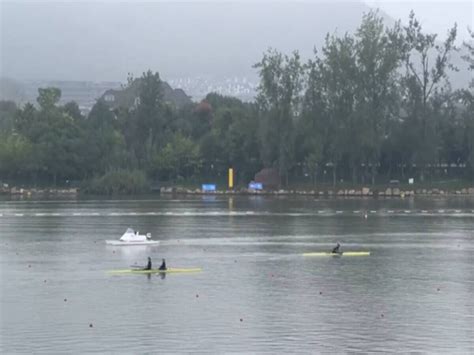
left=108, top=267, right=202, bottom=274
left=303, top=251, right=370, bottom=257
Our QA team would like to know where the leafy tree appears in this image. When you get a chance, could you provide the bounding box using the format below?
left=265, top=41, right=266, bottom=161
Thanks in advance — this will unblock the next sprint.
left=402, top=11, right=457, bottom=181
left=13, top=88, right=86, bottom=184
left=298, top=57, right=325, bottom=185
left=460, top=28, right=474, bottom=176
left=319, top=33, right=358, bottom=184
left=0, top=133, right=37, bottom=179
left=37, top=87, right=61, bottom=110
left=191, top=100, right=213, bottom=139
left=63, top=101, right=83, bottom=121
left=462, top=28, right=474, bottom=71
left=354, top=11, right=404, bottom=184
left=81, top=99, right=127, bottom=176
left=0, top=100, right=18, bottom=134
left=134, top=70, right=167, bottom=165
left=37, top=110, right=83, bottom=184
left=14, top=103, right=37, bottom=139
left=196, top=93, right=260, bottom=183
left=150, top=133, right=201, bottom=181
left=254, top=49, right=303, bottom=186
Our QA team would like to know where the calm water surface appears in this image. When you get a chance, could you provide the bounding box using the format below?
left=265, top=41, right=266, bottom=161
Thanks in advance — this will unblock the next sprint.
left=1, top=196, right=473, bottom=353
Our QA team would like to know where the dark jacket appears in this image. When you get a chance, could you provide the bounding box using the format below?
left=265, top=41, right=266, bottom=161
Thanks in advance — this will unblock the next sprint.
left=144, top=259, right=152, bottom=270
left=159, top=260, right=167, bottom=270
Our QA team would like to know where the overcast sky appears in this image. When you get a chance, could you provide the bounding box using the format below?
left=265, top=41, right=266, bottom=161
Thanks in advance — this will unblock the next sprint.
left=365, top=0, right=472, bottom=41
left=1, top=1, right=472, bottom=82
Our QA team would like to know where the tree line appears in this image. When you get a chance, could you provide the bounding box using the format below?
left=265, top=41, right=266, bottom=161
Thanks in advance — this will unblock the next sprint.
left=0, top=11, right=473, bottom=192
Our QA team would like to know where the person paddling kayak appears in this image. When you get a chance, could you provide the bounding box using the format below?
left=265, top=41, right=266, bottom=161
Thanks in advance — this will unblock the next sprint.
left=158, top=258, right=167, bottom=271
left=143, top=257, right=152, bottom=270
left=332, top=242, right=341, bottom=254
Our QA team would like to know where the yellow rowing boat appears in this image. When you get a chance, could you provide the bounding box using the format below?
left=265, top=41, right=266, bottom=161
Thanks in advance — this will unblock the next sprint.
left=303, top=251, right=370, bottom=257
left=108, top=268, right=202, bottom=274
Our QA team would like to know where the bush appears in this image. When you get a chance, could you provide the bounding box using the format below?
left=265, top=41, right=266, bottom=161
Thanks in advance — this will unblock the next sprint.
left=82, top=169, right=150, bottom=195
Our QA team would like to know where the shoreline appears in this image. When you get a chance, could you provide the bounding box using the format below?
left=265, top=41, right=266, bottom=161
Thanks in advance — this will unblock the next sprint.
left=0, top=187, right=79, bottom=197
left=159, top=186, right=474, bottom=197
left=1, top=185, right=473, bottom=198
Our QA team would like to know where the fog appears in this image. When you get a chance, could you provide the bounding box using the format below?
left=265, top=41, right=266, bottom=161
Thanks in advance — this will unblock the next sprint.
left=1, top=1, right=472, bottom=82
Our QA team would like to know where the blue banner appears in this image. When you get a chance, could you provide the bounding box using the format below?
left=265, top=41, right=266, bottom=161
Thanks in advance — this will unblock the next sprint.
left=248, top=182, right=263, bottom=190
left=202, top=184, right=216, bottom=191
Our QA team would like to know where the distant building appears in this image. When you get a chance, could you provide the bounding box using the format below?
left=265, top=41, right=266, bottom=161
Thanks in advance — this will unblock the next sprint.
left=0, top=78, right=123, bottom=115
left=100, top=79, right=192, bottom=110
left=1, top=76, right=256, bottom=114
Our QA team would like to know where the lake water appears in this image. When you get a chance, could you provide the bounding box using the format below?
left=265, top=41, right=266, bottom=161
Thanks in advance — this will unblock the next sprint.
left=1, top=196, right=473, bottom=353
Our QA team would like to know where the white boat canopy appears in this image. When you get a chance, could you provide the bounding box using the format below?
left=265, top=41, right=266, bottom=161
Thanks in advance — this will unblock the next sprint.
left=119, top=228, right=151, bottom=242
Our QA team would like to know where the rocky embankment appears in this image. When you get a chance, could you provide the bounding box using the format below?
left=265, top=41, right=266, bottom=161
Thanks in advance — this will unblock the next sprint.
left=2, top=185, right=472, bottom=197
left=0, top=186, right=78, bottom=197
left=160, top=186, right=474, bottom=197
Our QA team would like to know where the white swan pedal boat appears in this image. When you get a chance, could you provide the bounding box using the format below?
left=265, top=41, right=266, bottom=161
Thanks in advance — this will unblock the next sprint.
left=105, top=228, right=160, bottom=246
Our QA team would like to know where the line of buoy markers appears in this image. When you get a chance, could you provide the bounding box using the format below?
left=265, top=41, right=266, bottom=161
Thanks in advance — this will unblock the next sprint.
left=0, top=210, right=473, bottom=217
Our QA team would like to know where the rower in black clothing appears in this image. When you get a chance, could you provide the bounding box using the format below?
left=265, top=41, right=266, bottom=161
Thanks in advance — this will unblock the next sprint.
left=144, top=257, right=152, bottom=270
left=332, top=242, right=341, bottom=254
left=158, top=258, right=167, bottom=271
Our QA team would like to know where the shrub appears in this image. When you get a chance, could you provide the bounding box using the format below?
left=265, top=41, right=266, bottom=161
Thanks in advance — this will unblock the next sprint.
left=82, top=169, right=149, bottom=195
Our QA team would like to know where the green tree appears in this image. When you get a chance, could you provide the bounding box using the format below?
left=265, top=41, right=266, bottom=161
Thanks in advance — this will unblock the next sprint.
left=150, top=133, right=201, bottom=181
left=0, top=133, right=37, bottom=179
left=435, top=90, right=464, bottom=173
left=460, top=28, right=474, bottom=176
left=63, top=101, right=83, bottom=121
left=319, top=33, right=358, bottom=185
left=83, top=99, right=127, bottom=176
left=0, top=101, right=18, bottom=134
left=254, top=49, right=303, bottom=186
left=354, top=11, right=404, bottom=184
left=37, top=87, right=61, bottom=110
left=16, top=88, right=86, bottom=184
left=134, top=70, right=167, bottom=165
left=298, top=57, right=325, bottom=185
left=202, top=93, right=260, bottom=183
left=402, top=11, right=457, bottom=181
left=14, top=103, right=37, bottom=139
